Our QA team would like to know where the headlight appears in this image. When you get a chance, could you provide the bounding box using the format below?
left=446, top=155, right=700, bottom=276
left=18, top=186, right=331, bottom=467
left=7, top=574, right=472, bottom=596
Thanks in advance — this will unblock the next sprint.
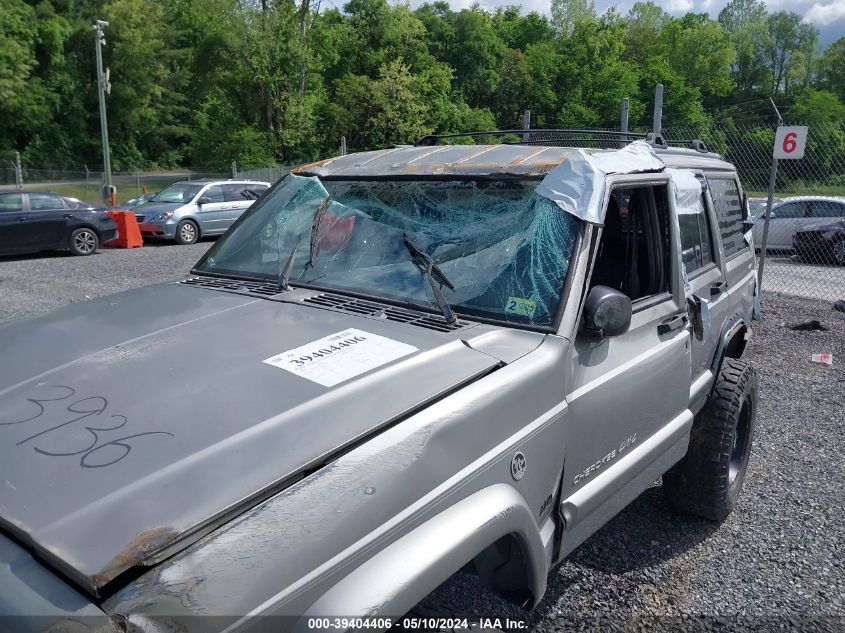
left=152, top=211, right=175, bottom=222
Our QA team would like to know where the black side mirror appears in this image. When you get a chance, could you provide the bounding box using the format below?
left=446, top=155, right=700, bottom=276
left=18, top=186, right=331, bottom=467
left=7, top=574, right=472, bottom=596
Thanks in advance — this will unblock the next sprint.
left=583, top=285, right=632, bottom=338
left=742, top=220, right=755, bottom=233
left=197, top=196, right=212, bottom=205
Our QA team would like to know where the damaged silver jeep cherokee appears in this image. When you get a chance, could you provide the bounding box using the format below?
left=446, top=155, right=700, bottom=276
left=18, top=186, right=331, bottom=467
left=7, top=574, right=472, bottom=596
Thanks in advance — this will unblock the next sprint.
left=0, top=133, right=760, bottom=632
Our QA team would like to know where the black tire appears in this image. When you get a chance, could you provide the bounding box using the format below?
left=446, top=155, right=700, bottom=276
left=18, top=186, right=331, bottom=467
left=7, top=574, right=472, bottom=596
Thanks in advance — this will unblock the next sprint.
left=174, top=219, right=199, bottom=245
left=663, top=357, right=758, bottom=522
left=68, top=227, right=99, bottom=256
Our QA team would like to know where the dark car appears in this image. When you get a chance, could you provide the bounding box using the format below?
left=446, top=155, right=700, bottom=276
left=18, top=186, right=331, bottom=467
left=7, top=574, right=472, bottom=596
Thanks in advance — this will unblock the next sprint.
left=793, top=219, right=845, bottom=265
left=0, top=192, right=118, bottom=256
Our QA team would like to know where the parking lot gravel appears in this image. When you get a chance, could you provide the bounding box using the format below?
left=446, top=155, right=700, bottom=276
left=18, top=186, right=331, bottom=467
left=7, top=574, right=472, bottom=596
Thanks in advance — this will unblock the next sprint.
left=1, top=246, right=843, bottom=631
left=0, top=241, right=212, bottom=324
left=422, top=293, right=845, bottom=631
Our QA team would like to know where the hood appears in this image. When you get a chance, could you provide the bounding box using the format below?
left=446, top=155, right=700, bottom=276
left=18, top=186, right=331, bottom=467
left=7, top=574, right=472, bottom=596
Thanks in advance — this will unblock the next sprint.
left=797, top=219, right=845, bottom=233
left=0, top=283, right=529, bottom=596
left=130, top=201, right=183, bottom=214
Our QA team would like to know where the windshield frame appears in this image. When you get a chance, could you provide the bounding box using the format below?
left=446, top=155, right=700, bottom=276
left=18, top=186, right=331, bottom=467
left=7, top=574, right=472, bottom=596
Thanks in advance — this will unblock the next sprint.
left=191, top=175, right=585, bottom=334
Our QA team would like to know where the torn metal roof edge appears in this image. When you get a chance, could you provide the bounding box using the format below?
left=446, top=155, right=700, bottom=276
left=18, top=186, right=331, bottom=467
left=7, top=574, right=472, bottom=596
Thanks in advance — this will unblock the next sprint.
left=293, top=141, right=727, bottom=180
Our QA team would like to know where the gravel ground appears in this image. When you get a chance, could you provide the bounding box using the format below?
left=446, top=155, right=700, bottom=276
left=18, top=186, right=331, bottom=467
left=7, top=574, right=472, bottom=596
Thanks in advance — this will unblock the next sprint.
left=1, top=247, right=843, bottom=631
left=422, top=293, right=845, bottom=631
left=0, top=241, right=213, bottom=324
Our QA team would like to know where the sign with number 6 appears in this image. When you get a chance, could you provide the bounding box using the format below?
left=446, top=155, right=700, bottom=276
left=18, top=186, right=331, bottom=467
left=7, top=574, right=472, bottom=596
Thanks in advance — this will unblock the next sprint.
left=773, top=126, right=808, bottom=159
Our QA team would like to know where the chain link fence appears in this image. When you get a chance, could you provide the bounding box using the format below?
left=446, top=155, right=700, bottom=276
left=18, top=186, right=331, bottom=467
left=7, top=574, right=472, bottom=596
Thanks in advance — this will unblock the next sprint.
left=3, top=122, right=842, bottom=301
left=666, top=121, right=845, bottom=301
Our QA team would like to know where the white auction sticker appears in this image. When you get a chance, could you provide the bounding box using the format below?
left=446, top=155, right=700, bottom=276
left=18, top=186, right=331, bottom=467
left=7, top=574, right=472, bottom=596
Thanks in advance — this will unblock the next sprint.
left=263, top=328, right=418, bottom=387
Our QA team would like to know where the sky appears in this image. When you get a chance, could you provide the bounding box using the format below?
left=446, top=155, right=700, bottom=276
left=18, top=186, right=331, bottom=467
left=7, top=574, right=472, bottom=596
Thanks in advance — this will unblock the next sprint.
left=433, top=0, right=845, bottom=46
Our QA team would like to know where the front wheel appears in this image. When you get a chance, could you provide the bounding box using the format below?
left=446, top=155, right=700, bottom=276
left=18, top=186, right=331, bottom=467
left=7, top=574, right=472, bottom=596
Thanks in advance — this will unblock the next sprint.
left=663, top=358, right=758, bottom=522
left=174, top=220, right=199, bottom=245
left=69, top=227, right=99, bottom=256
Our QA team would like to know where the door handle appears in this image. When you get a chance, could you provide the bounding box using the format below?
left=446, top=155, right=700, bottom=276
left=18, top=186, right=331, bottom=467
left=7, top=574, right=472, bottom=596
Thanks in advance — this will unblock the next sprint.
left=658, top=313, right=688, bottom=336
left=710, top=280, right=726, bottom=297
left=15, top=216, right=26, bottom=222
left=64, top=214, right=75, bottom=219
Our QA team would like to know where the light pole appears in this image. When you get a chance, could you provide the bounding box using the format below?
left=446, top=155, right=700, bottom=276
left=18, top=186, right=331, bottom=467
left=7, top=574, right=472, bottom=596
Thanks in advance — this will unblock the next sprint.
left=93, top=19, right=114, bottom=205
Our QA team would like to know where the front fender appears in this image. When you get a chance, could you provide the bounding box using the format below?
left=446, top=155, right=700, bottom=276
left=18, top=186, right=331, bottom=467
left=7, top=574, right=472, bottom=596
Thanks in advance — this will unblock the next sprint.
left=301, top=484, right=547, bottom=627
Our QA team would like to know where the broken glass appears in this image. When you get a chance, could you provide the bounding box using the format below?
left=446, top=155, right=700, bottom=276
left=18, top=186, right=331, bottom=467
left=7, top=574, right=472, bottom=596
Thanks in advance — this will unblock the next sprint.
left=198, top=175, right=581, bottom=327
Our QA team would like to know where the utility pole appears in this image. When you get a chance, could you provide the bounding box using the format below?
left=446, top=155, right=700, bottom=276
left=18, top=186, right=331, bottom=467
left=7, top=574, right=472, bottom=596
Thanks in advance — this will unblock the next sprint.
left=652, top=84, right=664, bottom=135
left=757, top=98, right=785, bottom=294
left=14, top=151, right=22, bottom=190
left=620, top=98, right=629, bottom=148
left=93, top=20, right=114, bottom=205
left=522, top=110, right=531, bottom=142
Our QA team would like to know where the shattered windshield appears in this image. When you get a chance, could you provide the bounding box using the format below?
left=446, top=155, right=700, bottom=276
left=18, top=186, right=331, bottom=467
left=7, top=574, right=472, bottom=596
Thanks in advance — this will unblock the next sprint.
left=195, top=175, right=580, bottom=327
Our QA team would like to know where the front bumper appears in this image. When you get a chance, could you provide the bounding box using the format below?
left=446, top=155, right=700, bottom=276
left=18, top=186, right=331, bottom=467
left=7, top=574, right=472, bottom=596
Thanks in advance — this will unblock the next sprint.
left=137, top=221, right=177, bottom=239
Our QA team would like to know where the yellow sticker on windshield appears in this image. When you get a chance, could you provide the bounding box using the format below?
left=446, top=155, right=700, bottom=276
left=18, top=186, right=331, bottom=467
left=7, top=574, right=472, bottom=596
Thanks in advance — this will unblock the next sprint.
left=505, top=296, right=537, bottom=318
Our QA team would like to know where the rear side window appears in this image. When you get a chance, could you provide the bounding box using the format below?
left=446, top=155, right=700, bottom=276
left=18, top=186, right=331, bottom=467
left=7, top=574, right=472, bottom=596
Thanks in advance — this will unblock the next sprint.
left=811, top=200, right=845, bottom=218
left=223, top=184, right=248, bottom=201
left=0, top=193, right=23, bottom=212
left=29, top=194, right=67, bottom=211
left=708, top=178, right=744, bottom=258
left=678, top=193, right=715, bottom=276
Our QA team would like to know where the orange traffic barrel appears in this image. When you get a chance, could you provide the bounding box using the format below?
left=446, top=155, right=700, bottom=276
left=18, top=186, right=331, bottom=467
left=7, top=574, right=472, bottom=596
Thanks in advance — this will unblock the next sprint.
left=105, top=211, right=143, bottom=248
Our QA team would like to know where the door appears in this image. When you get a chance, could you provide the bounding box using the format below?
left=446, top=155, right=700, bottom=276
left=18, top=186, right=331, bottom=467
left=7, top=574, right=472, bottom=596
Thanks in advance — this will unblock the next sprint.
left=26, top=193, right=73, bottom=249
left=0, top=193, right=26, bottom=252
left=562, top=180, right=691, bottom=521
left=758, top=200, right=806, bottom=250
left=195, top=185, right=228, bottom=234
left=678, top=178, right=727, bottom=393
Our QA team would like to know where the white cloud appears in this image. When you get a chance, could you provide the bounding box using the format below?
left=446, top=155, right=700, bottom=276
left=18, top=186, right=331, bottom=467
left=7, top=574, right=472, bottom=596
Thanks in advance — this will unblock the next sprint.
left=803, top=0, right=845, bottom=24
left=666, top=0, right=695, bottom=11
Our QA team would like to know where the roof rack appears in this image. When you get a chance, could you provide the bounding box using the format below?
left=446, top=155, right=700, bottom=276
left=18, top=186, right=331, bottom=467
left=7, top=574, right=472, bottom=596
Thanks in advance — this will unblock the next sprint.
left=414, top=128, right=711, bottom=153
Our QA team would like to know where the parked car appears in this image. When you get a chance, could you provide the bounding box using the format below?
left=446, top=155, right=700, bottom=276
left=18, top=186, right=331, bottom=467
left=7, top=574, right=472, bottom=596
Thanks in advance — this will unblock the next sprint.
left=751, top=195, right=845, bottom=251
left=0, top=191, right=117, bottom=256
left=747, top=196, right=780, bottom=222
left=132, top=179, right=270, bottom=244
left=0, top=137, right=759, bottom=631
left=793, top=218, right=845, bottom=265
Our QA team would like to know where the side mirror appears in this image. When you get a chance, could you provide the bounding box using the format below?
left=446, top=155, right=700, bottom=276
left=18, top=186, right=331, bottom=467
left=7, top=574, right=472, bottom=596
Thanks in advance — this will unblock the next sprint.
left=197, top=196, right=212, bottom=205
left=583, top=285, right=632, bottom=338
left=742, top=219, right=755, bottom=233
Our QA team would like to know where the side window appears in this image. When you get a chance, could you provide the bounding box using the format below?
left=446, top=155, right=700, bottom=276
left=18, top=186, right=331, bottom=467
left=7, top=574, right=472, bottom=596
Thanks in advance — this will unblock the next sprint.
left=811, top=200, right=845, bottom=218
left=202, top=185, right=225, bottom=203
left=0, top=194, right=23, bottom=212
left=678, top=193, right=715, bottom=276
left=29, top=194, right=66, bottom=211
left=772, top=202, right=802, bottom=218
left=591, top=184, right=671, bottom=302
left=772, top=202, right=809, bottom=220
left=708, top=178, right=745, bottom=258
left=223, top=184, right=247, bottom=202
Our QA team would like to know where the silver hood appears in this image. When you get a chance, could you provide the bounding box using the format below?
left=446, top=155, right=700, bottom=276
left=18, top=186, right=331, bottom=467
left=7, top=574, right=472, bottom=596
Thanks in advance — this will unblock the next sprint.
left=0, top=283, right=533, bottom=596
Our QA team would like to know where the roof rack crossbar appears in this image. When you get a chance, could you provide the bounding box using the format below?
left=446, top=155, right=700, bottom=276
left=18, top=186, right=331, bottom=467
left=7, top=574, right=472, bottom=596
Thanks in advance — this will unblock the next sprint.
left=414, top=128, right=648, bottom=147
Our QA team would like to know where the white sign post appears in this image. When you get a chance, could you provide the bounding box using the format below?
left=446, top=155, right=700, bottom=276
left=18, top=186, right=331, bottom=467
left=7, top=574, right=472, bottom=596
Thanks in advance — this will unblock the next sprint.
left=758, top=125, right=809, bottom=294
left=773, top=126, right=808, bottom=160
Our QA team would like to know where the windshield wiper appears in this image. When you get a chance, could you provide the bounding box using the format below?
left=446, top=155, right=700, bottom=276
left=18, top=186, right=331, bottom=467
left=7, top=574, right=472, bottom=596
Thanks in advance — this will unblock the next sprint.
left=307, top=198, right=329, bottom=268
left=401, top=233, right=457, bottom=324
left=277, top=238, right=301, bottom=291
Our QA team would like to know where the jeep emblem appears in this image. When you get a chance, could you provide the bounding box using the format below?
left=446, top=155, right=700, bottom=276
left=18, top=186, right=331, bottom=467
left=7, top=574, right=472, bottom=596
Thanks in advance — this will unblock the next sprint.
left=510, top=452, right=526, bottom=481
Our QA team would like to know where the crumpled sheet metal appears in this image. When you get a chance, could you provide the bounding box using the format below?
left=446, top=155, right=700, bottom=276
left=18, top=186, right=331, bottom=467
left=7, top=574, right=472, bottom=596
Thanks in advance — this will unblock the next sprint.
left=666, top=167, right=705, bottom=216
left=536, top=141, right=666, bottom=225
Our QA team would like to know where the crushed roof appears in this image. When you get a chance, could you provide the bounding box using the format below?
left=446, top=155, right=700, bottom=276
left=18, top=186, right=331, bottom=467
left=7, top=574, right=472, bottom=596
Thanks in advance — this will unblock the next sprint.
left=294, top=144, right=734, bottom=179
